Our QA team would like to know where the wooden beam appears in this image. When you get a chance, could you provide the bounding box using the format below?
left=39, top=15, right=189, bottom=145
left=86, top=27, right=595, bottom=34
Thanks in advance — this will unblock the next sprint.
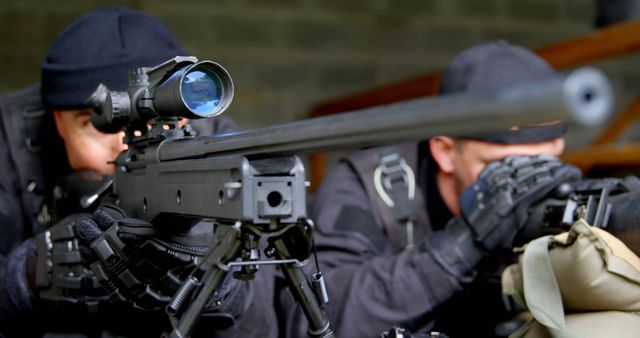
left=590, top=95, right=640, bottom=145
left=561, top=143, right=640, bottom=172
left=535, top=20, right=640, bottom=69
left=309, top=152, right=327, bottom=193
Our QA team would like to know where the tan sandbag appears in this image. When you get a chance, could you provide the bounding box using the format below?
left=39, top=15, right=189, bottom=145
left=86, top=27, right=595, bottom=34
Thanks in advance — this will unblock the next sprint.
left=524, top=311, right=640, bottom=338
left=502, top=219, right=640, bottom=338
left=502, top=259, right=525, bottom=307
left=503, top=220, right=640, bottom=312
left=548, top=221, right=640, bottom=311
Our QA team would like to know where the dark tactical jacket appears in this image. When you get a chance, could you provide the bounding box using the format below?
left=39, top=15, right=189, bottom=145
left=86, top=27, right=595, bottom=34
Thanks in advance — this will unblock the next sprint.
left=0, top=85, right=278, bottom=338
left=279, top=143, right=513, bottom=338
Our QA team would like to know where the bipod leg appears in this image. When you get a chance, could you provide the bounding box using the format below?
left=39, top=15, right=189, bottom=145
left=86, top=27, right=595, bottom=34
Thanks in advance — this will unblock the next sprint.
left=272, top=224, right=335, bottom=338
left=164, top=224, right=243, bottom=338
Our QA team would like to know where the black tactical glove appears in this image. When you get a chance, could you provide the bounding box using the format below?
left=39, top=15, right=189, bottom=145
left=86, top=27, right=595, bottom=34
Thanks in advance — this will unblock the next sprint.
left=34, top=205, right=245, bottom=316
left=518, top=175, right=640, bottom=242
left=76, top=204, right=211, bottom=310
left=50, top=170, right=113, bottom=223
left=439, top=155, right=582, bottom=269
left=420, top=155, right=582, bottom=281
left=34, top=212, right=109, bottom=311
left=459, top=155, right=582, bottom=252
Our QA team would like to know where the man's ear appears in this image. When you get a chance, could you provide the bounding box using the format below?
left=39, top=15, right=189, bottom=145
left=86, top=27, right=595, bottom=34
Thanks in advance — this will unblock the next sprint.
left=53, top=110, right=66, bottom=140
left=429, top=136, right=457, bottom=174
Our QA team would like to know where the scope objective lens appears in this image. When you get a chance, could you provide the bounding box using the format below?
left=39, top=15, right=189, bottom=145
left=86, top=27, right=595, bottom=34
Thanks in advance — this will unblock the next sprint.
left=181, top=68, right=224, bottom=117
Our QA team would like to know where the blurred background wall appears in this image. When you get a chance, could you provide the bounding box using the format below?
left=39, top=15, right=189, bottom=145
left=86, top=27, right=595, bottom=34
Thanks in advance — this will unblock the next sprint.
left=1, top=0, right=639, bottom=153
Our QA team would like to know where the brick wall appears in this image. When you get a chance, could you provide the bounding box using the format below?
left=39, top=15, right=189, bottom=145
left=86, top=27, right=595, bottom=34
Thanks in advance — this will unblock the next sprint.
left=2, top=0, right=638, bottom=150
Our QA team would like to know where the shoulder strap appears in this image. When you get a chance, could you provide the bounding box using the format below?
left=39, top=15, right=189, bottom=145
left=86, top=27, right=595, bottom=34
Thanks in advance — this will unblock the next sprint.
left=0, top=84, right=49, bottom=235
left=510, top=235, right=581, bottom=338
left=344, top=143, right=430, bottom=251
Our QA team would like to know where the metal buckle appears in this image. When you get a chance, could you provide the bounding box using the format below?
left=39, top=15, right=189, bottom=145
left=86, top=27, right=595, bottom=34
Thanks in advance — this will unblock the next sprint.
left=373, top=153, right=415, bottom=208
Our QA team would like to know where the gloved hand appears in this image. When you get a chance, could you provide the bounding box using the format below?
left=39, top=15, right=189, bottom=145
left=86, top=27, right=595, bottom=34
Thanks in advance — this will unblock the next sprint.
left=517, top=175, right=640, bottom=243
left=423, top=155, right=582, bottom=280
left=33, top=211, right=109, bottom=311
left=34, top=204, right=245, bottom=315
left=458, top=155, right=582, bottom=253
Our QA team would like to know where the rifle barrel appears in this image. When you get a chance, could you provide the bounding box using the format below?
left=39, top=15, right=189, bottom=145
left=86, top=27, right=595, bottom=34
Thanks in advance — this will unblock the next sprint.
left=158, top=67, right=612, bottom=161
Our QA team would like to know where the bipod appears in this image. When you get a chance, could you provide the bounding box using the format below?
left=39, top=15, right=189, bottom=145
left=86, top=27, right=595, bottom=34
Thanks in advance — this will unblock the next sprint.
left=163, top=218, right=335, bottom=338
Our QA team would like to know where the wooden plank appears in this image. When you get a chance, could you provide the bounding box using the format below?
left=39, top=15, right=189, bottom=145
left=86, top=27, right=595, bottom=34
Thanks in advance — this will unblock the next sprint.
left=590, top=95, right=640, bottom=145
left=310, top=152, right=326, bottom=192
left=535, top=20, right=640, bottom=69
left=561, top=143, right=640, bottom=172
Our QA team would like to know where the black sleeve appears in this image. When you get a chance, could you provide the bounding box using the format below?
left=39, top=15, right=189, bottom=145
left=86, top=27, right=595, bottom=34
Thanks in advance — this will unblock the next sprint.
left=279, top=162, right=468, bottom=338
left=0, top=90, right=36, bottom=322
left=0, top=239, right=35, bottom=322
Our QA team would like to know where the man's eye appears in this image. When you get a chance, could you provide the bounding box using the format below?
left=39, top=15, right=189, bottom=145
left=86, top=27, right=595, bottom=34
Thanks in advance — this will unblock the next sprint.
left=80, top=118, right=101, bottom=135
left=80, top=116, right=95, bottom=128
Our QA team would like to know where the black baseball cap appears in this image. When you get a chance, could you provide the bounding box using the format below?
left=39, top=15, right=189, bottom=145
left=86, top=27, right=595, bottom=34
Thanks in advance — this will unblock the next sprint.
left=439, top=41, right=567, bottom=144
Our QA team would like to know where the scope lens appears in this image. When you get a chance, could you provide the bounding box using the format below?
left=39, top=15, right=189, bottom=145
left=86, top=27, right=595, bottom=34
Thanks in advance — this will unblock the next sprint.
left=181, top=69, right=224, bottom=117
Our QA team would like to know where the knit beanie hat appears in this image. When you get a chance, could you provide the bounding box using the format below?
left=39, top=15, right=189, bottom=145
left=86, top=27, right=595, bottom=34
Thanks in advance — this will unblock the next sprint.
left=41, top=7, right=187, bottom=109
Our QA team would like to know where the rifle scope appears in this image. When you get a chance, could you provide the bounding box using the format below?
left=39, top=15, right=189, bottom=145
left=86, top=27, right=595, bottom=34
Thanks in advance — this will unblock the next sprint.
left=88, top=56, right=234, bottom=133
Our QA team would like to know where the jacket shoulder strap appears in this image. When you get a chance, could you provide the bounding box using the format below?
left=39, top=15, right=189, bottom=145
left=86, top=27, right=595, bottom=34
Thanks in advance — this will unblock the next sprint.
left=343, top=143, right=430, bottom=251
left=0, top=84, right=49, bottom=234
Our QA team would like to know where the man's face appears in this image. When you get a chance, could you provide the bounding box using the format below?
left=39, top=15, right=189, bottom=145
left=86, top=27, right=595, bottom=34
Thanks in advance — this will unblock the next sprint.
left=451, top=138, right=565, bottom=196
left=53, top=108, right=127, bottom=174
left=430, top=136, right=565, bottom=216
